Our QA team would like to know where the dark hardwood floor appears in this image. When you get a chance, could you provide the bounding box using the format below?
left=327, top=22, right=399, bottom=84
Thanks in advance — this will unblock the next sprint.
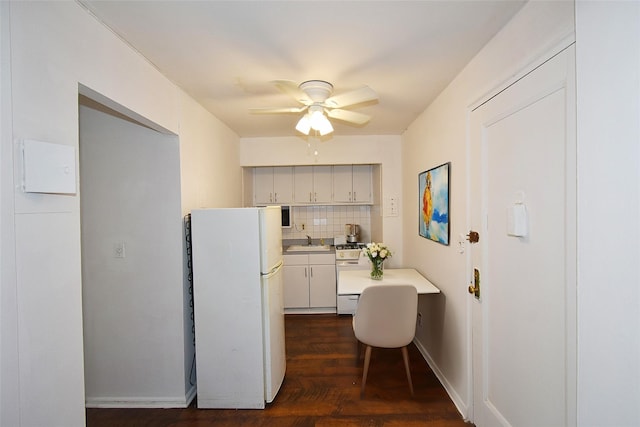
left=87, top=314, right=472, bottom=427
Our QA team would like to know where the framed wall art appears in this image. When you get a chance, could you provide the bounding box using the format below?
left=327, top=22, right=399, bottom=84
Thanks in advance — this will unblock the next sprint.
left=419, top=162, right=450, bottom=245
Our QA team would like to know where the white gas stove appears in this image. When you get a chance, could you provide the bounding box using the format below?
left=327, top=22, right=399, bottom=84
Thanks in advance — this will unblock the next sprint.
left=335, top=242, right=369, bottom=314
left=335, top=243, right=367, bottom=262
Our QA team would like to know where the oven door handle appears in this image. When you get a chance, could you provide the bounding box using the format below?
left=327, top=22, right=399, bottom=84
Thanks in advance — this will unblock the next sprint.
left=336, top=261, right=361, bottom=267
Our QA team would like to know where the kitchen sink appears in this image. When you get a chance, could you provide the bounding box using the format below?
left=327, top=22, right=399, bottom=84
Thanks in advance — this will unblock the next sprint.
left=285, top=244, right=331, bottom=252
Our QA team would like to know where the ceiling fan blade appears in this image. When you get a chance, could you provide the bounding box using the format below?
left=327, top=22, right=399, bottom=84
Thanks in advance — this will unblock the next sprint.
left=249, top=106, right=308, bottom=114
left=324, top=86, right=378, bottom=109
left=272, top=80, right=312, bottom=105
left=326, top=109, right=371, bottom=125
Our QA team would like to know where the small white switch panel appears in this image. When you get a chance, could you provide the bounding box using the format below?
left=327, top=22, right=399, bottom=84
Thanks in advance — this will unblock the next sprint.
left=22, top=139, right=76, bottom=194
left=384, top=196, right=399, bottom=217
left=507, top=204, right=528, bottom=237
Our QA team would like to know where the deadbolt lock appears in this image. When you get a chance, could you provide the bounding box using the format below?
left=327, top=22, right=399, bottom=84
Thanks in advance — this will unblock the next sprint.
left=468, top=268, right=480, bottom=298
left=466, top=230, right=480, bottom=244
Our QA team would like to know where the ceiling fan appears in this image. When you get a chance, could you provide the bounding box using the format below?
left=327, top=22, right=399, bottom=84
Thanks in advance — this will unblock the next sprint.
left=249, top=80, right=378, bottom=136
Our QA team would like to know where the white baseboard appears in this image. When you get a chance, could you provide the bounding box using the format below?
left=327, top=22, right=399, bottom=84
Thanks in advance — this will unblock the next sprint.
left=86, top=384, right=197, bottom=409
left=284, top=307, right=336, bottom=314
left=413, top=337, right=469, bottom=420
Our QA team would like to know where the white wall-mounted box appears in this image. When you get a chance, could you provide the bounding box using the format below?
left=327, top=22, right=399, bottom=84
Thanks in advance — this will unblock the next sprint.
left=22, top=139, right=77, bottom=194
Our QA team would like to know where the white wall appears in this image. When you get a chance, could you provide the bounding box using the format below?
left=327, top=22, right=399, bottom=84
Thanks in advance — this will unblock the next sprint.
left=1, top=1, right=19, bottom=424
left=79, top=103, right=191, bottom=406
left=240, top=135, right=403, bottom=265
left=401, top=0, right=574, bottom=418
left=179, top=94, right=242, bottom=211
left=575, top=2, right=640, bottom=425
left=1, top=2, right=240, bottom=425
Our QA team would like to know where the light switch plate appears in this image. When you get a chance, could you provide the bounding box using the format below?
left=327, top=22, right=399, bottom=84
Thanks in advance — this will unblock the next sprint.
left=384, top=196, right=399, bottom=217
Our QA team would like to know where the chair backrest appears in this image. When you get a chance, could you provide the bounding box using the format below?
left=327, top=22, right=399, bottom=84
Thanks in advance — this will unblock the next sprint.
left=353, top=284, right=418, bottom=348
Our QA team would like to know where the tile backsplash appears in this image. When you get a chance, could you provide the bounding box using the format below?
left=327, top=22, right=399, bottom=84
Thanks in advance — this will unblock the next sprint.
left=283, top=205, right=371, bottom=243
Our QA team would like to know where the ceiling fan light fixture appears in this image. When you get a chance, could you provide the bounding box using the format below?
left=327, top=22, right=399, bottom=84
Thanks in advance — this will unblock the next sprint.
left=253, top=79, right=377, bottom=136
left=295, top=114, right=311, bottom=135
left=316, top=115, right=333, bottom=136
left=306, top=105, right=333, bottom=136
left=309, top=109, right=325, bottom=129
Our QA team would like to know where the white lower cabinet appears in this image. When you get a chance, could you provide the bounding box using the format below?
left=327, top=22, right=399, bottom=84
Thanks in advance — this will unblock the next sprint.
left=283, top=253, right=336, bottom=312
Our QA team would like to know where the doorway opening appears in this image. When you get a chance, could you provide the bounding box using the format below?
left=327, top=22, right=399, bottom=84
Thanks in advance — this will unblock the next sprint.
left=78, top=90, right=195, bottom=408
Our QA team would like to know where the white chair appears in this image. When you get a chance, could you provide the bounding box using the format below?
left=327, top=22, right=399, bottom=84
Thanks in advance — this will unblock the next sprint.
left=352, top=284, right=418, bottom=396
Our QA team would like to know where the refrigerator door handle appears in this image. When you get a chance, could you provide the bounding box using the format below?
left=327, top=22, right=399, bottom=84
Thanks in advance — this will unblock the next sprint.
left=262, top=260, right=283, bottom=279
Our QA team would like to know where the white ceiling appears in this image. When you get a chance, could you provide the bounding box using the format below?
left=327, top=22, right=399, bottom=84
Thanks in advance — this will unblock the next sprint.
left=80, top=0, right=526, bottom=138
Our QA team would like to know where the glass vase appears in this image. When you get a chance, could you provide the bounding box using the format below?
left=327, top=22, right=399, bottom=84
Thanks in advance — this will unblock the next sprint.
left=370, top=258, right=384, bottom=280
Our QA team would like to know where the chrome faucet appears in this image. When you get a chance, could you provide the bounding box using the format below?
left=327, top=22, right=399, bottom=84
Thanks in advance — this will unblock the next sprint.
left=306, top=235, right=312, bottom=246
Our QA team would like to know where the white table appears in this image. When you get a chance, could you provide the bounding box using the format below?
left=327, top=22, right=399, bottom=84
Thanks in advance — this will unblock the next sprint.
left=338, top=268, right=441, bottom=295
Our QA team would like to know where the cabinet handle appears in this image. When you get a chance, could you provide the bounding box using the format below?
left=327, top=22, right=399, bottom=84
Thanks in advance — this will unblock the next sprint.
left=349, top=191, right=352, bottom=202
left=309, top=192, right=312, bottom=202
left=314, top=192, right=317, bottom=202
left=274, top=192, right=278, bottom=202
left=353, top=191, right=356, bottom=201
left=310, top=267, right=313, bottom=277
left=305, top=267, right=307, bottom=278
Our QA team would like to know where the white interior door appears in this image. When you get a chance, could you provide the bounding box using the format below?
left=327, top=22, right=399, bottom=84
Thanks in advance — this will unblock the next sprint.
left=469, top=46, right=576, bottom=427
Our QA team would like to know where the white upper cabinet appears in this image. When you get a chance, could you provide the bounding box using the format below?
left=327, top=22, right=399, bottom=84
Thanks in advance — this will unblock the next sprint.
left=352, top=165, right=372, bottom=203
left=253, top=164, right=372, bottom=206
left=254, top=166, right=293, bottom=205
left=332, top=165, right=352, bottom=202
left=273, top=167, right=293, bottom=203
left=293, top=166, right=332, bottom=204
left=333, top=165, right=372, bottom=203
left=254, top=167, right=273, bottom=204
left=313, top=166, right=333, bottom=203
left=292, top=166, right=312, bottom=203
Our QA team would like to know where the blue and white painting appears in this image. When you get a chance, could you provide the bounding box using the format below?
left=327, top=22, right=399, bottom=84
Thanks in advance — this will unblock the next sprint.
left=419, top=162, right=450, bottom=245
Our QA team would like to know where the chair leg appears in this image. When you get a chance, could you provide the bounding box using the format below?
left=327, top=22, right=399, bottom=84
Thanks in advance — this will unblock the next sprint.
left=361, top=345, right=372, bottom=396
left=401, top=346, right=414, bottom=396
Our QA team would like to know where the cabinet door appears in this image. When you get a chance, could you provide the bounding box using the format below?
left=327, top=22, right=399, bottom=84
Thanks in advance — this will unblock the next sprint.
left=254, top=167, right=273, bottom=204
left=283, top=265, right=309, bottom=308
left=309, top=264, right=337, bottom=308
left=332, top=165, right=353, bottom=202
left=293, top=166, right=313, bottom=203
left=273, top=166, right=293, bottom=204
left=312, top=165, right=333, bottom=203
left=352, top=165, right=372, bottom=203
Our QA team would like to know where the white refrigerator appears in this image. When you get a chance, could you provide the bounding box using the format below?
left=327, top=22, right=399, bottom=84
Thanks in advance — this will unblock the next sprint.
left=191, top=206, right=286, bottom=409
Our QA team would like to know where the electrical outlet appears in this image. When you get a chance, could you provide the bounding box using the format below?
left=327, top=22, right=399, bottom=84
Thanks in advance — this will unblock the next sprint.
left=114, top=242, right=126, bottom=258
left=417, top=312, right=422, bottom=327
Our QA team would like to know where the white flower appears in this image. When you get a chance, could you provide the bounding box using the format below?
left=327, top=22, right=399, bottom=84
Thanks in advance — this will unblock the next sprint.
left=362, top=242, right=392, bottom=261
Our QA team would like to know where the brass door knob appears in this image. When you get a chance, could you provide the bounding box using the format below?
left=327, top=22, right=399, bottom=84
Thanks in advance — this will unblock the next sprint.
left=468, top=285, right=477, bottom=294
